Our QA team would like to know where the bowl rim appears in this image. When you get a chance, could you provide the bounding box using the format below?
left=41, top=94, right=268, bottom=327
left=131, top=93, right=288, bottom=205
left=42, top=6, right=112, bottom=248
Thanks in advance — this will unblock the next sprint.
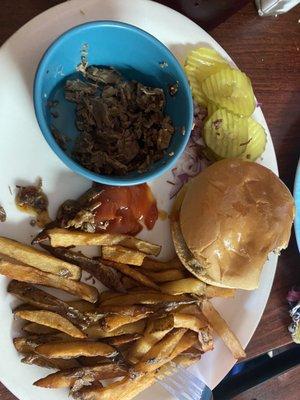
left=33, top=20, right=193, bottom=186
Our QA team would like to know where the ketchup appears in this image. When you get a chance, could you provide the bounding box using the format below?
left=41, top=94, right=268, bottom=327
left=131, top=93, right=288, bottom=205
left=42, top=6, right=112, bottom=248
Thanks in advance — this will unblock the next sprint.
left=92, top=184, right=158, bottom=235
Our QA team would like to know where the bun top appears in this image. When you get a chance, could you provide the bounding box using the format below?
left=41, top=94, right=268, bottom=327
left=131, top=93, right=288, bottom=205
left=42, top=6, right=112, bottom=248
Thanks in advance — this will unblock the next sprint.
left=179, top=159, right=295, bottom=289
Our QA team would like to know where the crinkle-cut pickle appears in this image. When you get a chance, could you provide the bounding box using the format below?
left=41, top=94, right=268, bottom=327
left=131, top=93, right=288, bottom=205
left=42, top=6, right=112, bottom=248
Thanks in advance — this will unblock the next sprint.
left=201, top=68, right=256, bottom=117
left=242, top=118, right=267, bottom=161
left=204, top=109, right=249, bottom=159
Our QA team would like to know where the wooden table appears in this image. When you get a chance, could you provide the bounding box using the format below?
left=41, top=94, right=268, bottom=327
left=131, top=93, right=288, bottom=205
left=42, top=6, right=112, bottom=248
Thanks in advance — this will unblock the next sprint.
left=0, top=1, right=299, bottom=399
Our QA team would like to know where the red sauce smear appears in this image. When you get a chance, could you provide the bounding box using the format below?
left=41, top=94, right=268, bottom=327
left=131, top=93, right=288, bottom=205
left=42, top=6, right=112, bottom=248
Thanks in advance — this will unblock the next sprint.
left=93, top=184, right=158, bottom=235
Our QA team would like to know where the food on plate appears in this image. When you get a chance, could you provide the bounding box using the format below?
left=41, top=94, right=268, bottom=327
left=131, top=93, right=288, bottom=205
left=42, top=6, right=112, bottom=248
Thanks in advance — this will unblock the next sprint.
left=53, top=66, right=175, bottom=175
left=0, top=236, right=81, bottom=280
left=161, top=277, right=235, bottom=297
left=0, top=260, right=98, bottom=302
left=3, top=183, right=247, bottom=400
left=34, top=363, right=128, bottom=389
left=185, top=47, right=266, bottom=161
left=0, top=204, right=6, bottom=222
left=56, top=184, right=158, bottom=235
left=39, top=244, right=127, bottom=292
left=8, top=281, right=91, bottom=329
left=100, top=259, right=160, bottom=290
left=45, top=227, right=161, bottom=256
left=201, top=300, right=245, bottom=359
left=35, top=341, right=118, bottom=359
left=102, top=245, right=146, bottom=266
left=15, top=179, right=51, bottom=228
left=14, top=310, right=86, bottom=338
left=172, top=159, right=295, bottom=290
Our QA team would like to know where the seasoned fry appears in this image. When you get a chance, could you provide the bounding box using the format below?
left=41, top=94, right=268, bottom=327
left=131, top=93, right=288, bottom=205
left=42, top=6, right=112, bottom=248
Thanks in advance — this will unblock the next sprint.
left=143, top=269, right=185, bottom=283
left=101, top=312, right=151, bottom=332
left=173, top=313, right=207, bottom=332
left=34, top=363, right=128, bottom=388
left=40, top=244, right=126, bottom=292
left=201, top=300, right=245, bottom=359
left=21, top=354, right=81, bottom=370
left=15, top=310, right=86, bottom=339
left=67, top=300, right=98, bottom=313
left=141, top=257, right=185, bottom=271
left=100, top=292, right=194, bottom=306
left=100, top=260, right=160, bottom=290
left=23, top=322, right=58, bottom=335
left=133, top=328, right=187, bottom=373
left=85, top=319, right=146, bottom=339
left=47, top=228, right=161, bottom=256
left=127, top=315, right=174, bottom=364
left=0, top=260, right=98, bottom=303
left=198, top=326, right=214, bottom=352
left=0, top=236, right=81, bottom=280
left=96, top=304, right=153, bottom=317
left=8, top=281, right=91, bottom=329
left=102, top=245, right=146, bottom=266
left=74, top=374, right=156, bottom=400
left=103, top=333, right=142, bottom=347
left=36, top=341, right=118, bottom=359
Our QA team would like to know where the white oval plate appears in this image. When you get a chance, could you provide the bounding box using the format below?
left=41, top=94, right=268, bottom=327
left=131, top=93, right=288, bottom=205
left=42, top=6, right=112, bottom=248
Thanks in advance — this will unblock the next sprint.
left=0, top=1, right=278, bottom=399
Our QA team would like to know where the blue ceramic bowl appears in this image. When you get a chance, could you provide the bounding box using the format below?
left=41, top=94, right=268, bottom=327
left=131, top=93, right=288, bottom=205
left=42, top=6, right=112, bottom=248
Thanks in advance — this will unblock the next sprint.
left=34, top=21, right=193, bottom=185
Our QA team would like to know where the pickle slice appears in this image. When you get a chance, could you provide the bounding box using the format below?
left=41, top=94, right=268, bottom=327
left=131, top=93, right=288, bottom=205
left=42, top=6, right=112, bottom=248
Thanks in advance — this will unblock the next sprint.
left=201, top=69, right=256, bottom=117
left=184, top=65, right=207, bottom=105
left=185, top=47, right=229, bottom=81
left=203, top=109, right=249, bottom=159
left=242, top=118, right=267, bottom=161
left=206, top=102, right=219, bottom=118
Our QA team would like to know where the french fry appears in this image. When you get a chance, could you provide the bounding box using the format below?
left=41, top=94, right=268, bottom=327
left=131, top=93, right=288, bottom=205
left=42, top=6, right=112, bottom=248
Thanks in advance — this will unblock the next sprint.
left=0, top=236, right=81, bottom=280
left=120, top=276, right=140, bottom=289
left=143, top=269, right=185, bottom=283
left=23, top=322, right=58, bottom=335
left=85, top=319, right=146, bottom=339
left=98, top=291, right=121, bottom=303
left=103, top=333, right=142, bottom=347
left=36, top=341, right=118, bottom=359
left=34, top=363, right=128, bottom=388
left=21, top=354, right=81, bottom=370
left=101, top=313, right=151, bottom=332
left=8, top=281, right=91, bottom=329
left=133, top=328, right=187, bottom=373
left=15, top=310, right=86, bottom=339
left=100, top=260, right=160, bottom=291
left=47, top=228, right=161, bottom=256
left=0, top=260, right=98, bottom=303
left=168, top=330, right=199, bottom=360
left=40, top=244, right=126, bottom=292
left=102, top=245, right=146, bottom=266
left=173, top=313, right=208, bottom=332
left=198, top=326, right=214, bottom=352
left=160, top=278, right=206, bottom=295
left=127, top=315, right=174, bottom=364
left=201, top=300, right=245, bottom=359
left=74, top=374, right=156, bottom=400
left=13, top=334, right=70, bottom=354
left=161, top=278, right=235, bottom=298
left=96, top=304, right=153, bottom=317
left=67, top=300, right=98, bottom=313
left=141, top=257, right=185, bottom=271
left=100, top=292, right=195, bottom=307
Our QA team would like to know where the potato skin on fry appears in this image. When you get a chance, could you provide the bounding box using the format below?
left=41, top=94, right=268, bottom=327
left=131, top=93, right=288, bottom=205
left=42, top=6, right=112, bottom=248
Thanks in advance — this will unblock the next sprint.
left=0, top=236, right=81, bottom=280
left=34, top=363, right=128, bottom=388
left=102, top=245, right=146, bottom=266
left=15, top=310, right=86, bottom=339
left=0, top=261, right=98, bottom=303
left=47, top=228, right=161, bottom=256
left=35, top=341, right=118, bottom=359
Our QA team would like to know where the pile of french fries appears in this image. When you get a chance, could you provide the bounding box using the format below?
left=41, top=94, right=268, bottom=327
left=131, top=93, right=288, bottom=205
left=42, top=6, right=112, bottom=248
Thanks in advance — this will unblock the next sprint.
left=0, top=228, right=245, bottom=400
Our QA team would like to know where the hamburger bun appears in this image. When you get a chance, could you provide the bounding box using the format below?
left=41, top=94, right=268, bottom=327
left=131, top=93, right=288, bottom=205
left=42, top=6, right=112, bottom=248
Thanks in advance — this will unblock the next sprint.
left=172, top=159, right=295, bottom=290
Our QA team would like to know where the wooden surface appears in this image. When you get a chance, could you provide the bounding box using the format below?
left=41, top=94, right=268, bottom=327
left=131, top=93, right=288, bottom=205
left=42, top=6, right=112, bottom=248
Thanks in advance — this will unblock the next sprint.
left=0, top=0, right=299, bottom=399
